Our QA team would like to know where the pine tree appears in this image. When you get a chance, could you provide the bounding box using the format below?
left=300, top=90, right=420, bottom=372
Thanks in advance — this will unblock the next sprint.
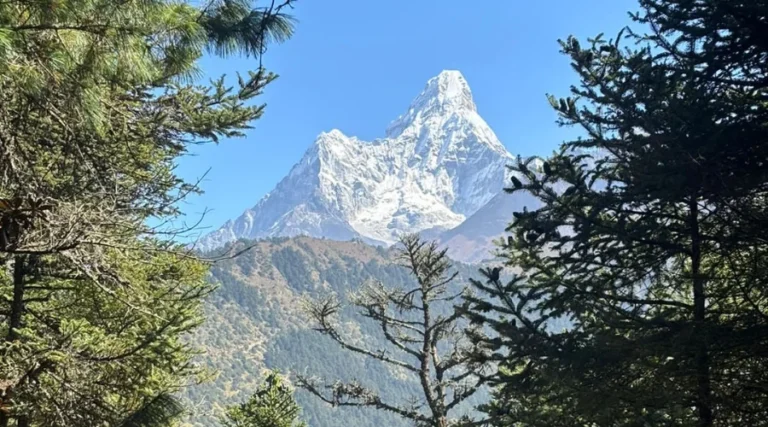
left=299, top=235, right=487, bottom=427
left=466, top=1, right=768, bottom=426
left=223, top=371, right=306, bottom=427
left=0, top=1, right=297, bottom=425
left=118, top=394, right=185, bottom=427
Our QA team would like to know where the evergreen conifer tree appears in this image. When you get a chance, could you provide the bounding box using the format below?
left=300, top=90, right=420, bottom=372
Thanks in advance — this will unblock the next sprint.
left=466, top=1, right=768, bottom=426
left=0, top=1, right=297, bottom=425
left=223, top=371, right=306, bottom=427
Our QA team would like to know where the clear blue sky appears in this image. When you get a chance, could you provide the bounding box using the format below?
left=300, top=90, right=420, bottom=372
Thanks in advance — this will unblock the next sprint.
left=177, top=0, right=639, bottom=235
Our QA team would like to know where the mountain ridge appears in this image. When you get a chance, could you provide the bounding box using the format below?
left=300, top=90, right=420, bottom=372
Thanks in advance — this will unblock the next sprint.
left=195, top=70, right=524, bottom=260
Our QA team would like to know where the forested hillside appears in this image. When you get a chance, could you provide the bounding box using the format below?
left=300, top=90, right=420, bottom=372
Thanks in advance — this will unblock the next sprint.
left=184, top=237, right=488, bottom=427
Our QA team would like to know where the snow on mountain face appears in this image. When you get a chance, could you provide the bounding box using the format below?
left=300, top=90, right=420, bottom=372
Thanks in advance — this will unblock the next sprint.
left=196, top=70, right=514, bottom=252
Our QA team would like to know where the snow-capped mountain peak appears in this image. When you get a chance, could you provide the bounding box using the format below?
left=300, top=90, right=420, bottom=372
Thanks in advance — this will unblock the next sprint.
left=386, top=70, right=477, bottom=138
left=410, top=69, right=476, bottom=114
left=196, top=70, right=516, bottom=252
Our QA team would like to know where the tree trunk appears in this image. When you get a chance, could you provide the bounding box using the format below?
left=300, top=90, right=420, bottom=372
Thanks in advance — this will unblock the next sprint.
left=3, top=256, right=28, bottom=427
left=690, top=199, right=713, bottom=426
left=419, top=299, right=439, bottom=423
left=7, top=255, right=26, bottom=342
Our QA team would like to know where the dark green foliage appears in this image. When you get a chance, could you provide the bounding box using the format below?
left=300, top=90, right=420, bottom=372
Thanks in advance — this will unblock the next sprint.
left=0, top=1, right=296, bottom=425
left=202, top=0, right=296, bottom=58
left=223, top=371, right=306, bottom=427
left=119, top=394, right=185, bottom=427
left=271, top=248, right=313, bottom=290
left=466, top=1, right=768, bottom=426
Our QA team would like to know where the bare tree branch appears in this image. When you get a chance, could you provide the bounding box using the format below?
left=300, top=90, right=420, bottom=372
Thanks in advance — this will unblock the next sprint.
left=300, top=235, right=488, bottom=427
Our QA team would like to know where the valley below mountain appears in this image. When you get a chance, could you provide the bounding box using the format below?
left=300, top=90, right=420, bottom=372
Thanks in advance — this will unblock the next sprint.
left=183, top=236, right=490, bottom=427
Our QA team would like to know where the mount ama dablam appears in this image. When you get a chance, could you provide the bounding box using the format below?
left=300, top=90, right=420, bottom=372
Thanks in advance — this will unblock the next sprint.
left=196, top=70, right=538, bottom=263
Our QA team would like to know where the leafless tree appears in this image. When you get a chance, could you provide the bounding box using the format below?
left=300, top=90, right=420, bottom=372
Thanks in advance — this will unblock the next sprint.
left=298, top=235, right=489, bottom=427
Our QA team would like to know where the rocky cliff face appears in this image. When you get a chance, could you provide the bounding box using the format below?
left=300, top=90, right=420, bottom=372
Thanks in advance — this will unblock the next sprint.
left=196, top=70, right=516, bottom=255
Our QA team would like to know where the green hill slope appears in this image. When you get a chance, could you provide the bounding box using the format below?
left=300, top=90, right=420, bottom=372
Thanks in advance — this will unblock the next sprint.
left=183, top=237, right=489, bottom=427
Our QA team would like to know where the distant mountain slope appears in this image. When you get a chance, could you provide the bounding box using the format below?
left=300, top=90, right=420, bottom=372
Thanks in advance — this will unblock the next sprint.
left=437, top=188, right=541, bottom=263
left=183, top=236, right=489, bottom=427
left=195, top=71, right=515, bottom=252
